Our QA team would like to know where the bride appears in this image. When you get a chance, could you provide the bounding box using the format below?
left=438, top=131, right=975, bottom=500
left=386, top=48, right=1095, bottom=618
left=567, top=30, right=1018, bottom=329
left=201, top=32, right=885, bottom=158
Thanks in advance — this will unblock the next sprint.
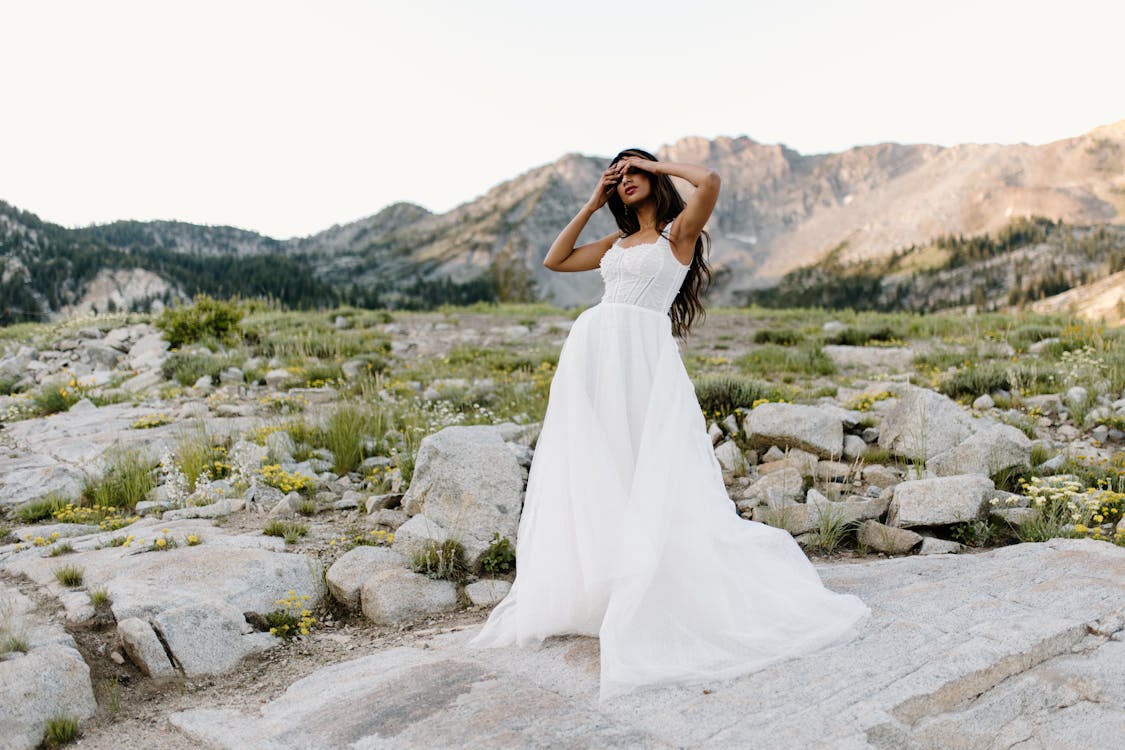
left=466, top=148, right=871, bottom=701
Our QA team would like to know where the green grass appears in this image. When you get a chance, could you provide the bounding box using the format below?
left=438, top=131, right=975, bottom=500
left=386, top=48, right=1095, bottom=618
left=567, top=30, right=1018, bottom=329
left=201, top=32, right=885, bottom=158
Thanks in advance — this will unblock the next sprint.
left=324, top=404, right=378, bottom=475
left=90, top=588, right=111, bottom=607
left=262, top=520, right=308, bottom=544
left=42, top=716, right=80, bottom=747
left=824, top=325, right=904, bottom=346
left=14, top=493, right=71, bottom=523
left=161, top=350, right=243, bottom=386
left=409, top=538, right=469, bottom=582
left=752, top=328, right=803, bottom=346
left=54, top=564, right=84, bottom=588
left=174, top=427, right=231, bottom=492
left=33, top=383, right=83, bottom=415
left=692, top=374, right=786, bottom=423
left=81, top=448, right=157, bottom=511
left=736, top=343, right=837, bottom=378
left=49, top=541, right=75, bottom=557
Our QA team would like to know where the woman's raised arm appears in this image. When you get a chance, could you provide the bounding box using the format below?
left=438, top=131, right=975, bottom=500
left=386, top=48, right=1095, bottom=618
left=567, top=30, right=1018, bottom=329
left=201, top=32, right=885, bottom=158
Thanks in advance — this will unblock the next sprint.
left=542, top=164, right=624, bottom=273
left=617, top=157, right=720, bottom=253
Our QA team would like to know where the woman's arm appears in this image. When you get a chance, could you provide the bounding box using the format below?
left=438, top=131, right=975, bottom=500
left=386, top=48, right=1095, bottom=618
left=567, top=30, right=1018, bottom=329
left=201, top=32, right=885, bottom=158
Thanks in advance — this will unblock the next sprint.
left=619, top=157, right=721, bottom=253
left=542, top=164, right=623, bottom=273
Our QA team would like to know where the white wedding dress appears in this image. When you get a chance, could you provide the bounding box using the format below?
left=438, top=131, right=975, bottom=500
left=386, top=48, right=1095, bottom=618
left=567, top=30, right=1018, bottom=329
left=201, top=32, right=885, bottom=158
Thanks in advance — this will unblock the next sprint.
left=466, top=219, right=871, bottom=700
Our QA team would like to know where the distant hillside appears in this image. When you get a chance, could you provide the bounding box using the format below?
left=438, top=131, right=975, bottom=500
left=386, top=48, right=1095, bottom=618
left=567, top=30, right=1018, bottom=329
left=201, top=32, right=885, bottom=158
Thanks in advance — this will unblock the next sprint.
left=3, top=118, right=1125, bottom=321
left=743, top=216, right=1125, bottom=315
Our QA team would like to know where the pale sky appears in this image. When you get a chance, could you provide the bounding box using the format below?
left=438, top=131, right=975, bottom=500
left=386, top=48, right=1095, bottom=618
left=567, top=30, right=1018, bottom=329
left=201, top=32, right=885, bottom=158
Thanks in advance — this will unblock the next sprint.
left=1, top=0, right=1122, bottom=239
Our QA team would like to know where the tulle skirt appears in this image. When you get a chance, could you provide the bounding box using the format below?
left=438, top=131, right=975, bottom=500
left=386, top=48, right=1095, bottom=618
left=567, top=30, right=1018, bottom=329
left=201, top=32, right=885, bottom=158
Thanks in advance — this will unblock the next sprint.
left=466, top=301, right=871, bottom=700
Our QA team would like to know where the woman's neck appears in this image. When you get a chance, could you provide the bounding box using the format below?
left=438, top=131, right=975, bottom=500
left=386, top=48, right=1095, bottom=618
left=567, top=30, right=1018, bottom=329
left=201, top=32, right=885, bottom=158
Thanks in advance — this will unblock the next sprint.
left=633, top=205, right=659, bottom=231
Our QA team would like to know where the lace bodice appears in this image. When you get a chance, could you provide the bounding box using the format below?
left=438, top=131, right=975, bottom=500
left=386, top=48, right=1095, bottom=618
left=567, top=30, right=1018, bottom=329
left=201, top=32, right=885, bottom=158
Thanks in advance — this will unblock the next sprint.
left=598, top=220, right=690, bottom=314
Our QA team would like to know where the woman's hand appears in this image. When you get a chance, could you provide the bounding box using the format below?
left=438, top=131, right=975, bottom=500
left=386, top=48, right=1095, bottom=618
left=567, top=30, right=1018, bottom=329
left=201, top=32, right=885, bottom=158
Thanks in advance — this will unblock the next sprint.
left=585, top=165, right=624, bottom=213
left=613, top=156, right=660, bottom=176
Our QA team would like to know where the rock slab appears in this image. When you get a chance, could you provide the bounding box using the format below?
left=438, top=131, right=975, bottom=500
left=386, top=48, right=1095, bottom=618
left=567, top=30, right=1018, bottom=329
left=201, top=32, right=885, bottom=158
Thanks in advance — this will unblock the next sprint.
left=169, top=540, right=1125, bottom=750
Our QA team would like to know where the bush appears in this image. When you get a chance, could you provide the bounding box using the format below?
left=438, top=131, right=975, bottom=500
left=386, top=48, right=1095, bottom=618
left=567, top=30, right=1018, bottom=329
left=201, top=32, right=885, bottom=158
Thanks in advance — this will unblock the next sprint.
left=693, top=375, right=778, bottom=422
left=161, top=351, right=238, bottom=386
left=825, top=326, right=902, bottom=346
left=736, top=344, right=837, bottom=377
left=156, top=294, right=243, bottom=348
left=409, top=539, right=469, bottom=582
left=753, top=328, right=803, bottom=346
left=480, top=532, right=515, bottom=574
left=34, top=383, right=82, bottom=415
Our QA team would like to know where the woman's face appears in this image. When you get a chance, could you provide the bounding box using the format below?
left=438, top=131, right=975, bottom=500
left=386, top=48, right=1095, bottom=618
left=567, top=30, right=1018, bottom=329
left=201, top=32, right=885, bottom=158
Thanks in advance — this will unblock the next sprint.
left=615, top=161, right=653, bottom=207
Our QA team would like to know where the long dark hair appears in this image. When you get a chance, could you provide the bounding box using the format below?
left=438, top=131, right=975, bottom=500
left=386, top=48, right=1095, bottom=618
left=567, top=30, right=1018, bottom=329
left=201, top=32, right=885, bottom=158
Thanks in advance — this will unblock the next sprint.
left=606, top=148, right=713, bottom=339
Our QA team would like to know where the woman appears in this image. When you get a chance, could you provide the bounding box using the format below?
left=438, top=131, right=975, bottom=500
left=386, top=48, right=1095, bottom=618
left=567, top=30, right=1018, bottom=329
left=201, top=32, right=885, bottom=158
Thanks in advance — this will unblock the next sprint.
left=467, top=148, right=870, bottom=701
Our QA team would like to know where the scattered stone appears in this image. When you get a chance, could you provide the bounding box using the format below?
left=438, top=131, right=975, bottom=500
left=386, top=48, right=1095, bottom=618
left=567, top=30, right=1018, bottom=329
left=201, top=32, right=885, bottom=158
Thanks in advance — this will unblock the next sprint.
left=359, top=568, right=458, bottom=625
left=878, top=385, right=978, bottom=462
left=888, top=475, right=995, bottom=528
left=153, top=601, right=276, bottom=676
left=714, top=440, right=748, bottom=476
left=858, top=520, right=923, bottom=554
left=326, top=546, right=408, bottom=610
left=740, top=467, right=805, bottom=509
left=929, top=424, right=1031, bottom=478
left=919, top=536, right=964, bottom=555
left=118, top=617, right=178, bottom=678
left=465, top=579, right=512, bottom=607
left=842, top=434, right=867, bottom=460
left=972, top=394, right=995, bottom=410
left=862, top=464, right=901, bottom=489
left=399, top=426, right=523, bottom=567
left=745, top=403, right=844, bottom=459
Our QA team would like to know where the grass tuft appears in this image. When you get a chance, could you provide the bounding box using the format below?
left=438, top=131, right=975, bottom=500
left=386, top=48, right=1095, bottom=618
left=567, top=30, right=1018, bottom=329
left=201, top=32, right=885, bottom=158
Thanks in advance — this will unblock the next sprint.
left=54, top=564, right=84, bottom=588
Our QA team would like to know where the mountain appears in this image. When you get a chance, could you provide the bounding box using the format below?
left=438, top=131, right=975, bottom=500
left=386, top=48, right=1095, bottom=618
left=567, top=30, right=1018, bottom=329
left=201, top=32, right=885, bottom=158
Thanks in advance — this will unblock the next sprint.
left=2, top=119, right=1124, bottom=321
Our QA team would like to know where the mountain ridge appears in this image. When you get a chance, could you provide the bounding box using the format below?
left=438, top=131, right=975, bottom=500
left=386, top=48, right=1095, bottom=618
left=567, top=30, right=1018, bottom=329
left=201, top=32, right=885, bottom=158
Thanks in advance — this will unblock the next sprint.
left=2, top=119, right=1123, bottom=319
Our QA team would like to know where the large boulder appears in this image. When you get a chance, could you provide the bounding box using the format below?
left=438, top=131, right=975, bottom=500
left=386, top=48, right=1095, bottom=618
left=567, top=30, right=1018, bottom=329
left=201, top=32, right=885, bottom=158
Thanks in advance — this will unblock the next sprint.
left=878, top=385, right=978, bottom=462
left=744, top=403, right=844, bottom=459
left=737, top=467, right=805, bottom=511
left=0, top=582, right=97, bottom=750
left=400, top=426, right=523, bottom=567
left=153, top=601, right=275, bottom=677
left=326, top=546, right=408, bottom=610
left=888, top=475, right=996, bottom=528
left=359, top=568, right=458, bottom=625
left=167, top=540, right=1125, bottom=750
left=929, top=424, right=1032, bottom=478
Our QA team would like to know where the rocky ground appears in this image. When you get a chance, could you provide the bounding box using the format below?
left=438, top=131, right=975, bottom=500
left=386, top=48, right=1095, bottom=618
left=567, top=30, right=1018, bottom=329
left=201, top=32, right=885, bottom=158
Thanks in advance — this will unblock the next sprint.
left=1, top=306, right=1124, bottom=749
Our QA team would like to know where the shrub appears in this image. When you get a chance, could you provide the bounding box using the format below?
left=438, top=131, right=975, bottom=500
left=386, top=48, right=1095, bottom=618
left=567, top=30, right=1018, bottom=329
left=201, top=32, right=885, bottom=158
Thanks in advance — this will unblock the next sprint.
left=736, top=344, right=836, bottom=377
left=753, top=328, right=803, bottom=346
left=409, top=539, right=469, bottom=582
left=156, top=294, right=243, bottom=348
left=824, top=326, right=903, bottom=346
left=693, top=375, right=778, bottom=423
left=480, top=532, right=516, bottom=574
left=161, top=351, right=238, bottom=386
left=266, top=590, right=316, bottom=638
left=33, top=382, right=83, bottom=415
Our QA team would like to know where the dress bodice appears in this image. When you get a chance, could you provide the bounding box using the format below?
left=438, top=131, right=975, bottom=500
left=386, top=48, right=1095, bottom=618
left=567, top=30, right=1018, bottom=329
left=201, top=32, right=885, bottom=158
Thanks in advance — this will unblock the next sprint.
left=598, top=219, right=690, bottom=314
